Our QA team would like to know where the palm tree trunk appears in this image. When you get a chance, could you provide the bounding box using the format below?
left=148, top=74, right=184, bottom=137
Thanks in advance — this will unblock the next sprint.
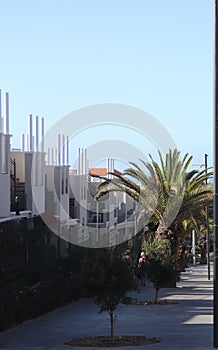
left=156, top=222, right=171, bottom=240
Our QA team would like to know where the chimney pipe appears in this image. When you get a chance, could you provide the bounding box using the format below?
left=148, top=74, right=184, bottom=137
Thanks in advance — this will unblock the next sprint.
left=27, top=134, right=30, bottom=151
left=78, top=148, right=81, bottom=175
left=51, top=147, right=54, bottom=165
left=107, top=158, right=109, bottom=178
left=4, top=92, right=9, bottom=134
left=41, top=117, right=44, bottom=153
left=0, top=89, right=2, bottom=133
left=28, top=114, right=33, bottom=151
left=85, top=148, right=87, bottom=174
left=66, top=136, right=69, bottom=165
left=62, top=134, right=65, bottom=165
left=81, top=148, right=84, bottom=175
left=48, top=147, right=50, bottom=165
left=55, top=148, right=58, bottom=165
left=32, top=136, right=35, bottom=152
left=21, top=133, right=25, bottom=152
left=58, top=134, right=61, bottom=165
left=35, top=115, right=39, bottom=151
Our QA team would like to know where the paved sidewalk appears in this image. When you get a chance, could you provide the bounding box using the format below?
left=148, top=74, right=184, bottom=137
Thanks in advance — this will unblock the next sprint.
left=0, top=263, right=214, bottom=350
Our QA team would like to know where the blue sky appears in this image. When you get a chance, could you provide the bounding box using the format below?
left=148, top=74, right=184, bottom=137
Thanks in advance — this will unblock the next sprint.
left=0, top=0, right=213, bottom=168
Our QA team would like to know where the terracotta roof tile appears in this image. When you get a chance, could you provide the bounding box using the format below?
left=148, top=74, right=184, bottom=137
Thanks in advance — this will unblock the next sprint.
left=89, top=167, right=108, bottom=177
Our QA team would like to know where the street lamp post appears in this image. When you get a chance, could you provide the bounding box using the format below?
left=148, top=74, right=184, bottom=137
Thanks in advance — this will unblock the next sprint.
left=192, top=229, right=196, bottom=266
left=204, top=154, right=210, bottom=280
left=193, top=154, right=210, bottom=279
left=95, top=197, right=99, bottom=244
left=214, top=0, right=218, bottom=347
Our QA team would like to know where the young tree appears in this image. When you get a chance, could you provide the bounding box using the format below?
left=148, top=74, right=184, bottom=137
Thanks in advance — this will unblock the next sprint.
left=81, top=248, right=135, bottom=342
left=144, top=237, right=179, bottom=303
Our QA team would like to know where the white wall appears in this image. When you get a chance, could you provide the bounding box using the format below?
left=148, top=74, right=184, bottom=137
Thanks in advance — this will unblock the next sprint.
left=11, top=150, right=45, bottom=215
left=0, top=133, right=10, bottom=217
left=10, top=151, right=25, bottom=182
left=45, top=165, right=69, bottom=222
left=0, top=169, right=10, bottom=217
left=69, top=174, right=88, bottom=225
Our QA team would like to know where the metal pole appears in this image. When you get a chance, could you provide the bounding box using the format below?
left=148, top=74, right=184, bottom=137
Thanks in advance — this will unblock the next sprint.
left=205, top=154, right=210, bottom=280
left=96, top=199, right=99, bottom=243
left=192, top=229, right=196, bottom=266
left=57, top=221, right=60, bottom=259
left=26, top=220, right=29, bottom=285
left=94, top=197, right=100, bottom=244
left=14, top=159, right=16, bottom=208
left=214, top=0, right=218, bottom=346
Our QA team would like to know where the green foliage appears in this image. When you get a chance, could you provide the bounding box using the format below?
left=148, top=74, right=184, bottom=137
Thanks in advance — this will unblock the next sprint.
left=81, top=248, right=135, bottom=312
left=143, top=237, right=179, bottom=302
left=80, top=248, right=135, bottom=340
left=94, top=149, right=213, bottom=281
left=95, top=149, right=213, bottom=237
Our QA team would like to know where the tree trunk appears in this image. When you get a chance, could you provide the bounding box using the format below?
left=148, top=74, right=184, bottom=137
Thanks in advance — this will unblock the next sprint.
left=200, top=236, right=207, bottom=264
left=109, top=310, right=114, bottom=342
left=154, top=287, right=159, bottom=304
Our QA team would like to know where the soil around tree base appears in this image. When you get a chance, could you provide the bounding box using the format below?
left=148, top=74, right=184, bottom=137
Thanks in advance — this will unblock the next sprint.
left=64, top=335, right=160, bottom=347
left=131, top=300, right=177, bottom=305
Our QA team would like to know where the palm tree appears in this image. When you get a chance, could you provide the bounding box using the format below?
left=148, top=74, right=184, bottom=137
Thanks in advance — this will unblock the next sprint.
left=95, top=150, right=213, bottom=251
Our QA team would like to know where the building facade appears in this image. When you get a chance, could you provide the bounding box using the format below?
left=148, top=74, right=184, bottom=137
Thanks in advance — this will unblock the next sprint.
left=0, top=90, right=11, bottom=217
left=11, top=115, right=45, bottom=216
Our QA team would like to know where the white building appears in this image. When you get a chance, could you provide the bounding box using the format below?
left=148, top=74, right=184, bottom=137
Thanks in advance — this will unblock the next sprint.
left=70, top=152, right=125, bottom=230
left=45, top=134, right=70, bottom=223
left=87, top=176, right=118, bottom=229
left=0, top=90, right=11, bottom=217
left=69, top=148, right=88, bottom=225
left=11, top=114, right=45, bottom=216
left=44, top=135, right=70, bottom=257
left=89, top=159, right=138, bottom=240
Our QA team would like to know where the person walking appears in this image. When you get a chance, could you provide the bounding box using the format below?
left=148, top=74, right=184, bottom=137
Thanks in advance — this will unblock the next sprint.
left=137, top=252, right=147, bottom=287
